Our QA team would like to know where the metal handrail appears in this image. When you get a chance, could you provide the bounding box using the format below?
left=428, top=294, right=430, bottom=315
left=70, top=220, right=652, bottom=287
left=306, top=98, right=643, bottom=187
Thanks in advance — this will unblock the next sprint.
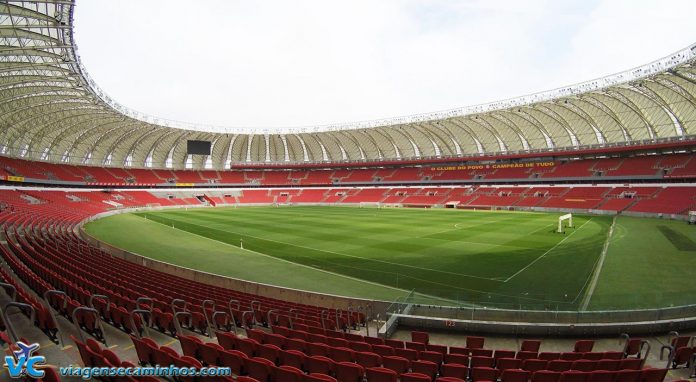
left=320, top=310, right=329, bottom=330
left=71, top=307, right=106, bottom=346
left=286, top=313, right=294, bottom=330
left=129, top=309, right=151, bottom=339
left=620, top=333, right=629, bottom=347
left=171, top=299, right=187, bottom=314
left=335, top=309, right=343, bottom=331
left=88, top=294, right=110, bottom=313
left=135, top=297, right=153, bottom=310
left=43, top=290, right=67, bottom=346
left=639, top=340, right=651, bottom=368
left=266, top=309, right=276, bottom=327
left=289, top=308, right=299, bottom=319
left=367, top=312, right=375, bottom=337
left=1, top=302, right=35, bottom=343
left=346, top=305, right=353, bottom=329
left=250, top=301, right=261, bottom=315
left=173, top=311, right=192, bottom=337
left=660, top=331, right=679, bottom=360
left=135, top=297, right=154, bottom=329
left=201, top=300, right=215, bottom=338
left=0, top=282, right=17, bottom=301
left=240, top=310, right=254, bottom=329
left=228, top=299, right=240, bottom=334
left=211, top=311, right=229, bottom=332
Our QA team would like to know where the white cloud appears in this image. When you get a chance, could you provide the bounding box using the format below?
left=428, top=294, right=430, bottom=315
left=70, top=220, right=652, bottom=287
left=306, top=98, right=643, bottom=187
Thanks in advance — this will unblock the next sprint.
left=73, top=0, right=696, bottom=130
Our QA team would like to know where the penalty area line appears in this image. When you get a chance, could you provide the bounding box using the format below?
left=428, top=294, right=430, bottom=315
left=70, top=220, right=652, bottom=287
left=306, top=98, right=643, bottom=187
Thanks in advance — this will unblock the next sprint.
left=503, top=218, right=593, bottom=283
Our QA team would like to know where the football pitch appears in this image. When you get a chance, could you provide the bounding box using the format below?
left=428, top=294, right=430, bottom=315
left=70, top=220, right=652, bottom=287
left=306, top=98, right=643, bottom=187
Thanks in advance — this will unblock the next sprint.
left=84, top=206, right=696, bottom=311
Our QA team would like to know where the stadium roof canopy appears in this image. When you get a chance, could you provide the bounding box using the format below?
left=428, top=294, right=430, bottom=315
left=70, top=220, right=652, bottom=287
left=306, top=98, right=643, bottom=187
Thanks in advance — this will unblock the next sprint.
left=1, top=1, right=696, bottom=170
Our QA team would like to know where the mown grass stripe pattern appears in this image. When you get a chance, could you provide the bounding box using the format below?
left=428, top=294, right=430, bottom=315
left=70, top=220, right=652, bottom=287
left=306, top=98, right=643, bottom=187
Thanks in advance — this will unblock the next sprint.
left=86, top=206, right=632, bottom=309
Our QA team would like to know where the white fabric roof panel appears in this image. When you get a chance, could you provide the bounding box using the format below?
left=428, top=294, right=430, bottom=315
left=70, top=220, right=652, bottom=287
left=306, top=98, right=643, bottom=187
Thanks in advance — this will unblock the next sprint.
left=1, top=1, right=695, bottom=169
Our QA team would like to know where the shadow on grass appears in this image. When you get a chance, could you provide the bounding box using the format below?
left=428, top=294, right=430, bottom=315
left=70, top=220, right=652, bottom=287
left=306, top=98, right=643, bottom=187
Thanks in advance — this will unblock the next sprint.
left=657, top=225, right=696, bottom=251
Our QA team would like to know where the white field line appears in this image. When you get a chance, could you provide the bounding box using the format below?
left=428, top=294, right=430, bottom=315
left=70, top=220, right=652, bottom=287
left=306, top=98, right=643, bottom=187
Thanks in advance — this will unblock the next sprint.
left=142, top=215, right=410, bottom=293
left=417, top=216, right=551, bottom=251
left=441, top=220, right=558, bottom=251
left=146, top=214, right=503, bottom=281
left=504, top=218, right=593, bottom=283
left=148, top=218, right=547, bottom=303
left=138, top=213, right=573, bottom=305
left=579, top=216, right=617, bottom=310
left=141, top=215, right=462, bottom=305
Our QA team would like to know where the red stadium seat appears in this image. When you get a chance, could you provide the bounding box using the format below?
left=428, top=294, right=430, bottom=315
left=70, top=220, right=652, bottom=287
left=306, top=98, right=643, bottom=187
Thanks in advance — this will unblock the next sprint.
left=356, top=351, right=382, bottom=369
left=539, top=352, right=561, bottom=361
left=471, top=356, right=495, bottom=368
left=200, top=342, right=223, bottom=366
left=411, top=331, right=430, bottom=344
left=497, top=358, right=523, bottom=371
left=401, top=372, right=433, bottom=382
left=395, top=348, right=419, bottom=361
left=533, top=370, right=561, bottom=382
left=523, top=359, right=549, bottom=373
left=638, top=368, right=668, bottom=382
left=595, top=359, right=620, bottom=371
left=467, top=336, right=485, bottom=349
left=237, top=377, right=261, bottom=382
left=573, top=341, right=594, bottom=353
left=521, top=340, right=542, bottom=353
left=335, top=361, right=364, bottom=382
left=305, top=374, right=338, bottom=382
left=440, top=363, right=468, bottom=379
left=411, top=360, right=439, bottom=380
left=571, top=360, right=596, bottom=372
left=257, top=343, right=281, bottom=364
left=330, top=347, right=355, bottom=363
left=588, top=370, right=615, bottom=382
left=420, top=350, right=444, bottom=366
left=471, top=367, right=499, bottom=382
left=365, top=367, right=398, bottom=382
left=560, top=371, right=589, bottom=382
left=246, top=357, right=275, bottom=382
left=382, top=355, right=410, bottom=374
left=276, top=365, right=305, bottom=382
left=501, top=369, right=530, bottom=382
left=445, top=353, right=469, bottom=365
left=548, top=360, right=572, bottom=372
left=307, top=355, right=335, bottom=376
left=372, top=344, right=396, bottom=357
left=219, top=349, right=247, bottom=375
left=614, top=370, right=641, bottom=382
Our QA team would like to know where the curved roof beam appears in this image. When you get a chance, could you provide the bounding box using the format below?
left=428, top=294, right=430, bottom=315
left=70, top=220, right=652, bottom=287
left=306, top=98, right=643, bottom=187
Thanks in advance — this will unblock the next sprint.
left=0, top=2, right=696, bottom=166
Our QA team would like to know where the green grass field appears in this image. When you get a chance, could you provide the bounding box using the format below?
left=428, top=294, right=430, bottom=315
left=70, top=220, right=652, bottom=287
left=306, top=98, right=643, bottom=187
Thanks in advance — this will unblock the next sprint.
left=84, top=206, right=696, bottom=310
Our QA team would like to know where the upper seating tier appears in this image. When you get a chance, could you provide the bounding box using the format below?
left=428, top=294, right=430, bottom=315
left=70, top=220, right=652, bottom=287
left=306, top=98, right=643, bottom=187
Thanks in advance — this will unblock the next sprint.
left=3, top=152, right=696, bottom=187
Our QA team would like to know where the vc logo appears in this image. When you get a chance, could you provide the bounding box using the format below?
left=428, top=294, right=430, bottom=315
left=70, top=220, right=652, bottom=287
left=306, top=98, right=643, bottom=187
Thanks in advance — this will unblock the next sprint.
left=4, top=341, right=46, bottom=379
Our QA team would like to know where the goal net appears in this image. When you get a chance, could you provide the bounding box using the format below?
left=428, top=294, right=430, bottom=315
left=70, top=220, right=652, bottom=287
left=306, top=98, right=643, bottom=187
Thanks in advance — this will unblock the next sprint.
left=359, top=202, right=382, bottom=208
left=557, top=213, right=574, bottom=233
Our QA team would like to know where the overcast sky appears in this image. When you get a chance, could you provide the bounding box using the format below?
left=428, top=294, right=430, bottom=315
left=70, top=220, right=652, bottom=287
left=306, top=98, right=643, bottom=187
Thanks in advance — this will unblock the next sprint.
left=73, top=0, right=696, bottom=131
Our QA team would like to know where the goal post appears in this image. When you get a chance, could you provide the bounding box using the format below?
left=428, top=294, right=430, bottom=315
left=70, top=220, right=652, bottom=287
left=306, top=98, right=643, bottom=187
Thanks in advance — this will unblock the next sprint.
left=558, top=213, right=574, bottom=233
